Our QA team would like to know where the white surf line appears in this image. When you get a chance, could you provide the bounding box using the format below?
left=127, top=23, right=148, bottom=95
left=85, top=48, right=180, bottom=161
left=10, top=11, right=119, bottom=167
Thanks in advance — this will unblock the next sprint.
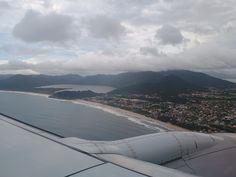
left=72, top=100, right=169, bottom=132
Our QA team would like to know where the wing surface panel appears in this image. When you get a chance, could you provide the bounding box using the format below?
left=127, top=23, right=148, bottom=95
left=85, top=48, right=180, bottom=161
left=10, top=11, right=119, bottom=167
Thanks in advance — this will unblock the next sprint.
left=0, top=118, right=103, bottom=177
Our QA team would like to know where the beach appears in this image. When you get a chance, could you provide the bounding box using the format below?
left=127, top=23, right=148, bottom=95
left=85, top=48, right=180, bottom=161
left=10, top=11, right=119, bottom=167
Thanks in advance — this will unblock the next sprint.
left=0, top=90, right=188, bottom=132
left=72, top=99, right=189, bottom=132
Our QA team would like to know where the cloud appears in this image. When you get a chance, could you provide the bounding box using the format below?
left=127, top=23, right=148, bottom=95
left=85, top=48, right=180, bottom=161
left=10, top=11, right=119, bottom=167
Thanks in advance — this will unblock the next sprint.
left=0, top=0, right=235, bottom=80
left=178, top=43, right=236, bottom=70
left=0, top=1, right=10, bottom=10
left=1, top=39, right=236, bottom=78
left=87, top=15, right=126, bottom=40
left=1, top=43, right=49, bottom=56
left=0, top=1, right=11, bottom=15
left=140, top=47, right=160, bottom=56
left=0, top=59, right=31, bottom=71
left=13, top=10, right=78, bottom=43
left=0, top=60, right=38, bottom=74
left=155, top=25, right=184, bottom=45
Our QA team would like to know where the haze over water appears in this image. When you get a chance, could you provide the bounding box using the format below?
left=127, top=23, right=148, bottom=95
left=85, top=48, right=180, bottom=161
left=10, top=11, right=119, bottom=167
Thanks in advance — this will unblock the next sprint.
left=0, top=91, right=157, bottom=140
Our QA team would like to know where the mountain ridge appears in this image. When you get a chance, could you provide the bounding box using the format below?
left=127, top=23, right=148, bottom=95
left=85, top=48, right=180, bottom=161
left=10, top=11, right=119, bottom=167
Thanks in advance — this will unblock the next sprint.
left=110, top=74, right=204, bottom=95
left=0, top=70, right=234, bottom=93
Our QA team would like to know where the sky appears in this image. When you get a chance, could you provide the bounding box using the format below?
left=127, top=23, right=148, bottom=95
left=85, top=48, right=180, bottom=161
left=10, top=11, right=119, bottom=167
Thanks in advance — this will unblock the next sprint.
left=0, top=0, right=236, bottom=80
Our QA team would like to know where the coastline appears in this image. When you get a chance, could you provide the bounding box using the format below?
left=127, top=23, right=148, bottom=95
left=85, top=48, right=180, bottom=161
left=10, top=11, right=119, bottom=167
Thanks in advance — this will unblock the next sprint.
left=72, top=99, right=189, bottom=132
left=0, top=90, right=188, bottom=132
left=0, top=90, right=49, bottom=97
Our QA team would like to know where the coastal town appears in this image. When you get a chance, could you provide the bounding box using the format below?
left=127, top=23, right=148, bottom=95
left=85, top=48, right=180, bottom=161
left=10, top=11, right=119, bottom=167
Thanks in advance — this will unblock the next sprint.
left=84, top=89, right=236, bottom=133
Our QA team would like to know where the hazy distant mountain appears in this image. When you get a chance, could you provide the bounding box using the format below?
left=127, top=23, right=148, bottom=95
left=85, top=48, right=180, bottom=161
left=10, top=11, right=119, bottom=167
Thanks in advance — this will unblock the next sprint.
left=0, top=74, right=83, bottom=90
left=0, top=70, right=234, bottom=92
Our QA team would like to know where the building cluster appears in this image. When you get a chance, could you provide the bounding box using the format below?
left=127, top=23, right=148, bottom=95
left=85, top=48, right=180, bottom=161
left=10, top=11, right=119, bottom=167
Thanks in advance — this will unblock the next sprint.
left=85, top=89, right=236, bottom=133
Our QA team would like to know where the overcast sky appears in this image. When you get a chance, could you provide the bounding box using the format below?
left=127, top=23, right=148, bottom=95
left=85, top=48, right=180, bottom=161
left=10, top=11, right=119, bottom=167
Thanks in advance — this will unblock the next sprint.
left=0, top=0, right=236, bottom=79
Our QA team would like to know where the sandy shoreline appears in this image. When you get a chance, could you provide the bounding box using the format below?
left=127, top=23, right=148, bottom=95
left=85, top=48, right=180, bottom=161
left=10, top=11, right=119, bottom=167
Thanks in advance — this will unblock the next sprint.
left=72, top=100, right=189, bottom=132
left=0, top=90, right=188, bottom=132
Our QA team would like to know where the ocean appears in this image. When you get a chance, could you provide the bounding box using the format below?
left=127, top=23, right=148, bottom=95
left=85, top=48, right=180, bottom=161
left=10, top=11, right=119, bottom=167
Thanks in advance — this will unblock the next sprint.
left=0, top=91, right=158, bottom=140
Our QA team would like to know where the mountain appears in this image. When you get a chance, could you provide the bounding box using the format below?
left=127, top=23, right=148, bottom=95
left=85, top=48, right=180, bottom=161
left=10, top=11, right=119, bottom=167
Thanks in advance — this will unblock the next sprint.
left=72, top=71, right=162, bottom=88
left=110, top=75, right=204, bottom=95
left=0, top=74, right=83, bottom=90
left=80, top=70, right=235, bottom=89
left=162, top=70, right=235, bottom=89
left=0, top=70, right=234, bottom=91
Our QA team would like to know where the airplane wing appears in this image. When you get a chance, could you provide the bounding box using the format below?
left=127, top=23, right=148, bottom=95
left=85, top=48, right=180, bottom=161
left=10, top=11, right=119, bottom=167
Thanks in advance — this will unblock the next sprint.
left=0, top=115, right=197, bottom=177
left=164, top=134, right=236, bottom=177
left=1, top=114, right=235, bottom=177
